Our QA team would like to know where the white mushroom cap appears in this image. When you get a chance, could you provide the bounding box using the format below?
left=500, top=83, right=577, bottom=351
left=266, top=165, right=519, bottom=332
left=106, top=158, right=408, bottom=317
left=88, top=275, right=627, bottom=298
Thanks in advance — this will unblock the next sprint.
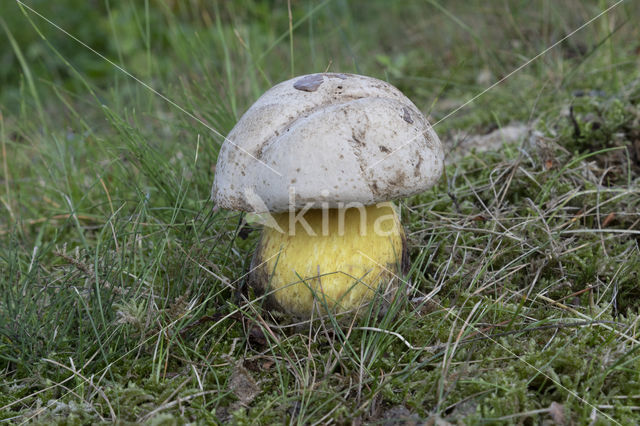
left=212, top=73, right=444, bottom=213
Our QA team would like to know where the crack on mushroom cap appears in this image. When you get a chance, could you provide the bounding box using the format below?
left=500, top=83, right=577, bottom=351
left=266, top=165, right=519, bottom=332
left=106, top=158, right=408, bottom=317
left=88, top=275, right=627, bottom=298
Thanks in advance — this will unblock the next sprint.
left=345, top=110, right=382, bottom=198
left=414, top=153, right=423, bottom=177
left=253, top=93, right=365, bottom=160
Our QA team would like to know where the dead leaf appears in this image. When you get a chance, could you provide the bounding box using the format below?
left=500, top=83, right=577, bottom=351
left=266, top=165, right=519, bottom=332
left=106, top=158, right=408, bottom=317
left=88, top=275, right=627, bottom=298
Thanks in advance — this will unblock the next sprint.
left=293, top=74, right=324, bottom=92
left=248, top=325, right=269, bottom=347
left=549, top=401, right=565, bottom=425
left=602, top=212, right=616, bottom=228
left=229, top=363, right=260, bottom=405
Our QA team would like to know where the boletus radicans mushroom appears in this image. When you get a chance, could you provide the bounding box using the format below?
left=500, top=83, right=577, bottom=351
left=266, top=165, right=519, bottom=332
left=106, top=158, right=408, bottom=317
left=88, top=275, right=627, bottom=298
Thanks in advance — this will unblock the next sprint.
left=212, top=73, right=444, bottom=318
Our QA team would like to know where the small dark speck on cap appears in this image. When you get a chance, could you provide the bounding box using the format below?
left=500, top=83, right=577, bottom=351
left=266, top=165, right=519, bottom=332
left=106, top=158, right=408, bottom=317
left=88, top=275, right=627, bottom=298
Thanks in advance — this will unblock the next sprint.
left=294, top=74, right=324, bottom=92
left=402, top=107, right=414, bottom=124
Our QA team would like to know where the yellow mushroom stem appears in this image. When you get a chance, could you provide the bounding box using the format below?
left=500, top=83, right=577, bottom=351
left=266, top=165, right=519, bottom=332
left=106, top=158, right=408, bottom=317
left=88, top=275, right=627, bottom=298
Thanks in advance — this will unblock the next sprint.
left=251, top=202, right=406, bottom=317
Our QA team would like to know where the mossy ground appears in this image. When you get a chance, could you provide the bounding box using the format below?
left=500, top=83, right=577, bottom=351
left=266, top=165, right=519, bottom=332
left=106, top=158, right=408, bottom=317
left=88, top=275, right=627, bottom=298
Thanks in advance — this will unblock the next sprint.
left=1, top=0, right=640, bottom=424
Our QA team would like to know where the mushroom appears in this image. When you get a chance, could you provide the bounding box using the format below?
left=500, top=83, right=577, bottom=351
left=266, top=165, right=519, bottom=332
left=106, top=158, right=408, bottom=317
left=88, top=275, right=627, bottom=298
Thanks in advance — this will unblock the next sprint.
left=212, top=73, right=444, bottom=318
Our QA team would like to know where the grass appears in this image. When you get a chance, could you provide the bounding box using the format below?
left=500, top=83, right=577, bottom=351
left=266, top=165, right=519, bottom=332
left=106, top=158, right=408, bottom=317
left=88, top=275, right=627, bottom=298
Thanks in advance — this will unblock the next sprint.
left=1, top=0, right=640, bottom=423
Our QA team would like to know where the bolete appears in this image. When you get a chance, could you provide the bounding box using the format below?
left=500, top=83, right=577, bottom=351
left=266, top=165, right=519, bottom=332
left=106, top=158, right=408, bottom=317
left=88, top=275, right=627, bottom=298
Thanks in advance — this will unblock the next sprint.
left=212, top=73, right=444, bottom=318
